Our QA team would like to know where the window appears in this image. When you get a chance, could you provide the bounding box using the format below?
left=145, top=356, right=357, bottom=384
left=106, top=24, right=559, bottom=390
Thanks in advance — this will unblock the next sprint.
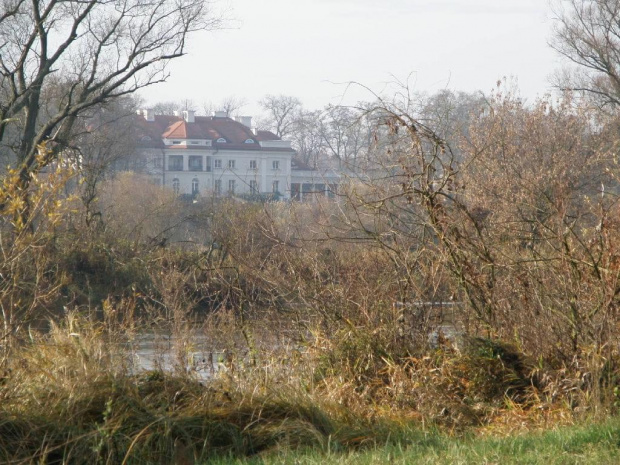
left=217, top=137, right=227, bottom=143
left=206, top=157, right=212, bottom=172
left=228, top=179, right=236, bottom=194
left=272, top=160, right=279, bottom=170
left=214, top=159, right=222, bottom=169
left=228, top=159, right=236, bottom=169
left=249, top=160, right=257, bottom=170
left=172, top=178, right=180, bottom=194
left=245, top=138, right=254, bottom=144
left=172, top=140, right=181, bottom=145
left=272, top=180, right=279, bottom=193
left=192, top=178, right=199, bottom=196
left=140, top=136, right=152, bottom=142
left=190, top=141, right=199, bottom=145
left=214, top=179, right=222, bottom=196
left=169, top=155, right=183, bottom=171
left=154, top=157, right=162, bottom=169
left=188, top=156, right=203, bottom=171
left=249, top=180, right=258, bottom=194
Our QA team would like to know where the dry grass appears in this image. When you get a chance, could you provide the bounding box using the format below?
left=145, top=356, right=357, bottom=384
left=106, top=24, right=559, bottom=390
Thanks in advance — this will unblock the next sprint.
left=1, top=294, right=619, bottom=463
left=0, top=314, right=409, bottom=463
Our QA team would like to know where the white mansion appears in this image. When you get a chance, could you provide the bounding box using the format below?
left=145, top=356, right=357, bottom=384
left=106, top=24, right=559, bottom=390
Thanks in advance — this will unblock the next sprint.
left=136, top=109, right=339, bottom=201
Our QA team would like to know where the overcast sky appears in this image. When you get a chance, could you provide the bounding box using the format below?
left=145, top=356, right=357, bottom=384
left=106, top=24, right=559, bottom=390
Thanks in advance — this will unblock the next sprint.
left=139, top=0, right=561, bottom=115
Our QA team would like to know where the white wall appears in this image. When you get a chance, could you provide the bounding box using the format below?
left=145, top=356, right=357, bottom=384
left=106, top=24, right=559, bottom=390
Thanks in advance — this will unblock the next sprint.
left=152, top=148, right=293, bottom=198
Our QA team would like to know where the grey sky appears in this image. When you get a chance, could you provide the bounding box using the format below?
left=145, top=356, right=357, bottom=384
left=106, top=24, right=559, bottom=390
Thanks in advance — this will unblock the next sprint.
left=140, top=0, right=561, bottom=115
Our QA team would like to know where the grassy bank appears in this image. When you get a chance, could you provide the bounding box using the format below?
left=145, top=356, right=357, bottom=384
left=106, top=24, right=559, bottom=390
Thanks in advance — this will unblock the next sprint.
left=4, top=364, right=619, bottom=465
left=1, top=315, right=619, bottom=464
left=212, top=419, right=620, bottom=464
left=0, top=317, right=411, bottom=463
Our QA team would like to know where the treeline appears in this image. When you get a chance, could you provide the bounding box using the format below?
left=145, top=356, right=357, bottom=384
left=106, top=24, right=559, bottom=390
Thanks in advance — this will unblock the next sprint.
left=3, top=80, right=620, bottom=395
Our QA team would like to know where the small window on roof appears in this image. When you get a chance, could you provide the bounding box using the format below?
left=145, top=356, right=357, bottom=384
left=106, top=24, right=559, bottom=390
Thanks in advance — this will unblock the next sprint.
left=244, top=138, right=254, bottom=144
left=216, top=137, right=227, bottom=143
left=172, top=140, right=181, bottom=144
left=140, top=135, right=152, bottom=142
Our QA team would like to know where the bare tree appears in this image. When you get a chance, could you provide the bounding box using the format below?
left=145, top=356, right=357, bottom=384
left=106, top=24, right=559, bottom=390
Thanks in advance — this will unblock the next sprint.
left=551, top=0, right=620, bottom=109
left=420, top=90, right=487, bottom=153
left=69, top=97, right=141, bottom=227
left=319, top=105, right=370, bottom=169
left=152, top=101, right=181, bottom=115
left=0, top=0, right=221, bottom=227
left=331, top=85, right=620, bottom=359
left=258, top=94, right=302, bottom=137
left=289, top=109, right=325, bottom=167
left=199, top=95, right=247, bottom=117
left=219, top=95, right=247, bottom=117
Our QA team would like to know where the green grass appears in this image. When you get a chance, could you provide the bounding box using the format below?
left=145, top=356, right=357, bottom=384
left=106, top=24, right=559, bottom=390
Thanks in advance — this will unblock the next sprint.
left=208, top=418, right=620, bottom=464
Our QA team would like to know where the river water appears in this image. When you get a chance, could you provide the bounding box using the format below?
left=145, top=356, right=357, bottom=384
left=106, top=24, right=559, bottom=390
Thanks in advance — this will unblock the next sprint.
left=127, top=332, right=227, bottom=379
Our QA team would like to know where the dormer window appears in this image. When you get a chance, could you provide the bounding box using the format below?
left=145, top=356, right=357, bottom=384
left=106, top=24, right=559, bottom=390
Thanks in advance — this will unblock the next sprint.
left=140, top=136, right=152, bottom=142
left=172, top=140, right=181, bottom=145
left=216, top=137, right=227, bottom=143
left=244, top=139, right=254, bottom=144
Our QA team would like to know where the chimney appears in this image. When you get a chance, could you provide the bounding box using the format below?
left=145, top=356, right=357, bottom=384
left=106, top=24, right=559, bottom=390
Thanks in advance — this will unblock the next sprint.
left=173, top=110, right=180, bottom=117
left=183, top=110, right=195, bottom=123
left=236, top=116, right=252, bottom=128
left=252, top=127, right=260, bottom=136
left=139, top=109, right=155, bottom=122
left=212, top=110, right=227, bottom=118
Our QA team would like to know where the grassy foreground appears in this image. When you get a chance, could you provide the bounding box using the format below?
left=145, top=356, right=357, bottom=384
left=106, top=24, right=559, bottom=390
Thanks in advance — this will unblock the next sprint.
left=212, top=419, right=620, bottom=464
left=2, top=316, right=620, bottom=463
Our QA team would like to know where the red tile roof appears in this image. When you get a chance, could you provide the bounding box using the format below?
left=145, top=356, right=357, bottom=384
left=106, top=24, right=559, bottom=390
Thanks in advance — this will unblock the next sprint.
left=136, top=115, right=293, bottom=152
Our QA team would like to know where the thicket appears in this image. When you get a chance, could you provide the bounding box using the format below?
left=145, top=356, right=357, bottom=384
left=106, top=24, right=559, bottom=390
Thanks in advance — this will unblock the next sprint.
left=3, top=90, right=620, bottom=461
